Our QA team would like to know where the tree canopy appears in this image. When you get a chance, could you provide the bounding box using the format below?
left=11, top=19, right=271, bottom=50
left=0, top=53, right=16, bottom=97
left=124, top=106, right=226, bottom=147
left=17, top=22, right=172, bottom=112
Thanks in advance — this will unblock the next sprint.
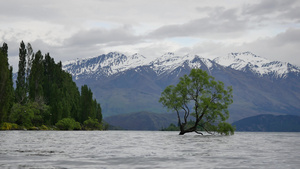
left=0, top=41, right=103, bottom=130
left=15, top=41, right=27, bottom=104
left=159, top=69, right=235, bottom=135
left=0, top=43, right=14, bottom=124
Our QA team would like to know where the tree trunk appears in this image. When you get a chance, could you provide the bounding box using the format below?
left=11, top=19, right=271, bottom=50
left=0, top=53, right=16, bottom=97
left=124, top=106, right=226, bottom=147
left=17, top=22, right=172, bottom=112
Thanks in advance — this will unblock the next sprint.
left=179, top=125, right=197, bottom=135
left=179, top=130, right=185, bottom=135
left=179, top=124, right=186, bottom=135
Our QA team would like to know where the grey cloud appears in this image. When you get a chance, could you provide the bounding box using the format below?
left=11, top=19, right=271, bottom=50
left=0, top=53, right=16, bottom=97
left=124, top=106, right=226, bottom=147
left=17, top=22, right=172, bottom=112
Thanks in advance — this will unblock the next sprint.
left=243, top=29, right=300, bottom=65
left=3, top=0, right=300, bottom=69
left=282, top=6, right=300, bottom=22
left=230, top=28, right=300, bottom=65
left=244, top=0, right=296, bottom=15
left=240, top=28, right=300, bottom=51
left=243, top=0, right=300, bottom=22
left=148, top=7, right=247, bottom=39
left=173, top=28, right=300, bottom=66
left=0, top=1, right=64, bottom=23
left=64, top=27, right=142, bottom=47
left=273, top=28, right=300, bottom=44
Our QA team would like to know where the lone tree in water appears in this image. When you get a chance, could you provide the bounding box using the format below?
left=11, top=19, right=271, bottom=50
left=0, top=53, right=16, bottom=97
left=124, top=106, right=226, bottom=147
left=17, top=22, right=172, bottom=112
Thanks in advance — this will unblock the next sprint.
left=159, top=69, right=235, bottom=135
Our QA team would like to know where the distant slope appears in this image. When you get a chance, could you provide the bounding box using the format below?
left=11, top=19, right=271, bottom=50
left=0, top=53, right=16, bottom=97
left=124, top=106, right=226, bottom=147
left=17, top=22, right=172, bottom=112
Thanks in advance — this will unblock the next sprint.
left=232, top=114, right=300, bottom=132
left=104, top=111, right=177, bottom=130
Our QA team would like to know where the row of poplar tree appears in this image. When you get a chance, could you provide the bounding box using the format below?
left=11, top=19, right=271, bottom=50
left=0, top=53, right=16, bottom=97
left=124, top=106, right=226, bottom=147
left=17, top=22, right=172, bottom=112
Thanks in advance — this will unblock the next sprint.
left=0, top=41, right=102, bottom=129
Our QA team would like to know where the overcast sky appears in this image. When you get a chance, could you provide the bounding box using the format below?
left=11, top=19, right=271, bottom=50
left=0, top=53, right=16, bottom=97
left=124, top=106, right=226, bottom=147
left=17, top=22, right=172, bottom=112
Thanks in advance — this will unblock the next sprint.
left=1, top=0, right=300, bottom=71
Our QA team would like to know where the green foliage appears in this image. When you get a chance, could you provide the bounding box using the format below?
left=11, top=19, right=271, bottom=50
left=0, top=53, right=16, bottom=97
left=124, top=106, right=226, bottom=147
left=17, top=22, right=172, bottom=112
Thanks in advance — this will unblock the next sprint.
left=29, top=50, right=44, bottom=103
left=94, top=100, right=102, bottom=124
left=30, top=102, right=51, bottom=126
left=159, top=69, right=234, bottom=135
left=80, top=85, right=93, bottom=123
left=26, top=43, right=34, bottom=88
left=0, top=43, right=14, bottom=123
left=39, top=52, right=82, bottom=125
left=28, top=126, right=39, bottom=130
left=83, top=117, right=102, bottom=130
left=0, top=41, right=102, bottom=130
left=15, top=41, right=27, bottom=104
left=216, top=122, right=235, bottom=135
left=0, top=122, right=19, bottom=130
left=80, top=85, right=102, bottom=124
left=9, top=101, right=50, bottom=128
left=55, top=118, right=81, bottom=130
left=9, top=103, right=34, bottom=128
left=39, top=125, right=48, bottom=130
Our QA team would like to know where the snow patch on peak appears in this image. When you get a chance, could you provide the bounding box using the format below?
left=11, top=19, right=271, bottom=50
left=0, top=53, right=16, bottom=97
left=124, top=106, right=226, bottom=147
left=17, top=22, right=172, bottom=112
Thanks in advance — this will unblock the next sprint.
left=214, top=52, right=300, bottom=78
left=63, top=52, right=153, bottom=77
left=63, top=51, right=299, bottom=80
left=214, top=52, right=267, bottom=67
left=63, top=52, right=215, bottom=78
left=151, top=53, right=212, bottom=75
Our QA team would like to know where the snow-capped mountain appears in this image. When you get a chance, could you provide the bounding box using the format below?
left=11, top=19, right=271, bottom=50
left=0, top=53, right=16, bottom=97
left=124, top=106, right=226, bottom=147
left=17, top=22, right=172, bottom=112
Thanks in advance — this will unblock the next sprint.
left=63, top=52, right=215, bottom=79
left=63, top=52, right=151, bottom=79
left=62, top=52, right=300, bottom=122
left=63, top=51, right=300, bottom=80
left=150, top=52, right=213, bottom=76
left=214, top=52, right=300, bottom=78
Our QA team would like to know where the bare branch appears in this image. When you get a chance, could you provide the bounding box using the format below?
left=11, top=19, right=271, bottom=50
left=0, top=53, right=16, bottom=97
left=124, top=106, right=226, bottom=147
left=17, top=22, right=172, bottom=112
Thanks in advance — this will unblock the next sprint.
left=174, top=107, right=182, bottom=126
left=182, top=102, right=190, bottom=124
left=195, top=130, right=203, bottom=135
left=202, top=125, right=215, bottom=135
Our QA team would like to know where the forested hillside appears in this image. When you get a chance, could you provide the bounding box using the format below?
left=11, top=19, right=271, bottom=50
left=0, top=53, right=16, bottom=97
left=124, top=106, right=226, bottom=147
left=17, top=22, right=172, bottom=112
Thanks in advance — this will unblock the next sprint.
left=0, top=41, right=102, bottom=130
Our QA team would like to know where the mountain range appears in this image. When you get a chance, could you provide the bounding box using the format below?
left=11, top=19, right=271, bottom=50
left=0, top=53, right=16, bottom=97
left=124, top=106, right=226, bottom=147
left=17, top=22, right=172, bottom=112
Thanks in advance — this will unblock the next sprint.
left=105, top=112, right=300, bottom=131
left=104, top=111, right=177, bottom=130
left=232, top=114, right=300, bottom=132
left=62, top=52, right=300, bottom=123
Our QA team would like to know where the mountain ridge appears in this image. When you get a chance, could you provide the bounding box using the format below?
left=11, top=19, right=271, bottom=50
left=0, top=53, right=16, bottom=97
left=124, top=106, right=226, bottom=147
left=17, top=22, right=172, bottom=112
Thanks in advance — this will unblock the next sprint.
left=104, top=111, right=178, bottom=130
left=62, top=52, right=300, bottom=122
left=232, top=114, right=300, bottom=132
left=104, top=112, right=300, bottom=131
left=63, top=51, right=300, bottom=80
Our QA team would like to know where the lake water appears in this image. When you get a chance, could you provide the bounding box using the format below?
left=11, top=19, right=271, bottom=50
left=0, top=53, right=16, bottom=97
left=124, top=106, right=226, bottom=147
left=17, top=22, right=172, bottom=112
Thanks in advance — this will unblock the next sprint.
left=0, top=131, right=299, bottom=169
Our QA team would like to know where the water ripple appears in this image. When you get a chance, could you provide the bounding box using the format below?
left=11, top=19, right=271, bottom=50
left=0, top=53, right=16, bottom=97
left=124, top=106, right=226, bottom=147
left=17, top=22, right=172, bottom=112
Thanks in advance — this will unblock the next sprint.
left=0, top=131, right=299, bottom=168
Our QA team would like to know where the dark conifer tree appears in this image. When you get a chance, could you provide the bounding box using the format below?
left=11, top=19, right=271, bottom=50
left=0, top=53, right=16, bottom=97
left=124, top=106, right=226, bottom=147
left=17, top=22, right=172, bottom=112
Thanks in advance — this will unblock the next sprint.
left=15, top=41, right=27, bottom=104
left=41, top=54, right=82, bottom=124
left=0, top=43, right=14, bottom=123
left=1, top=42, right=102, bottom=128
left=95, top=100, right=102, bottom=123
left=26, top=43, right=34, bottom=95
left=80, top=85, right=93, bottom=123
left=7, top=64, right=14, bottom=121
left=29, top=50, right=44, bottom=103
